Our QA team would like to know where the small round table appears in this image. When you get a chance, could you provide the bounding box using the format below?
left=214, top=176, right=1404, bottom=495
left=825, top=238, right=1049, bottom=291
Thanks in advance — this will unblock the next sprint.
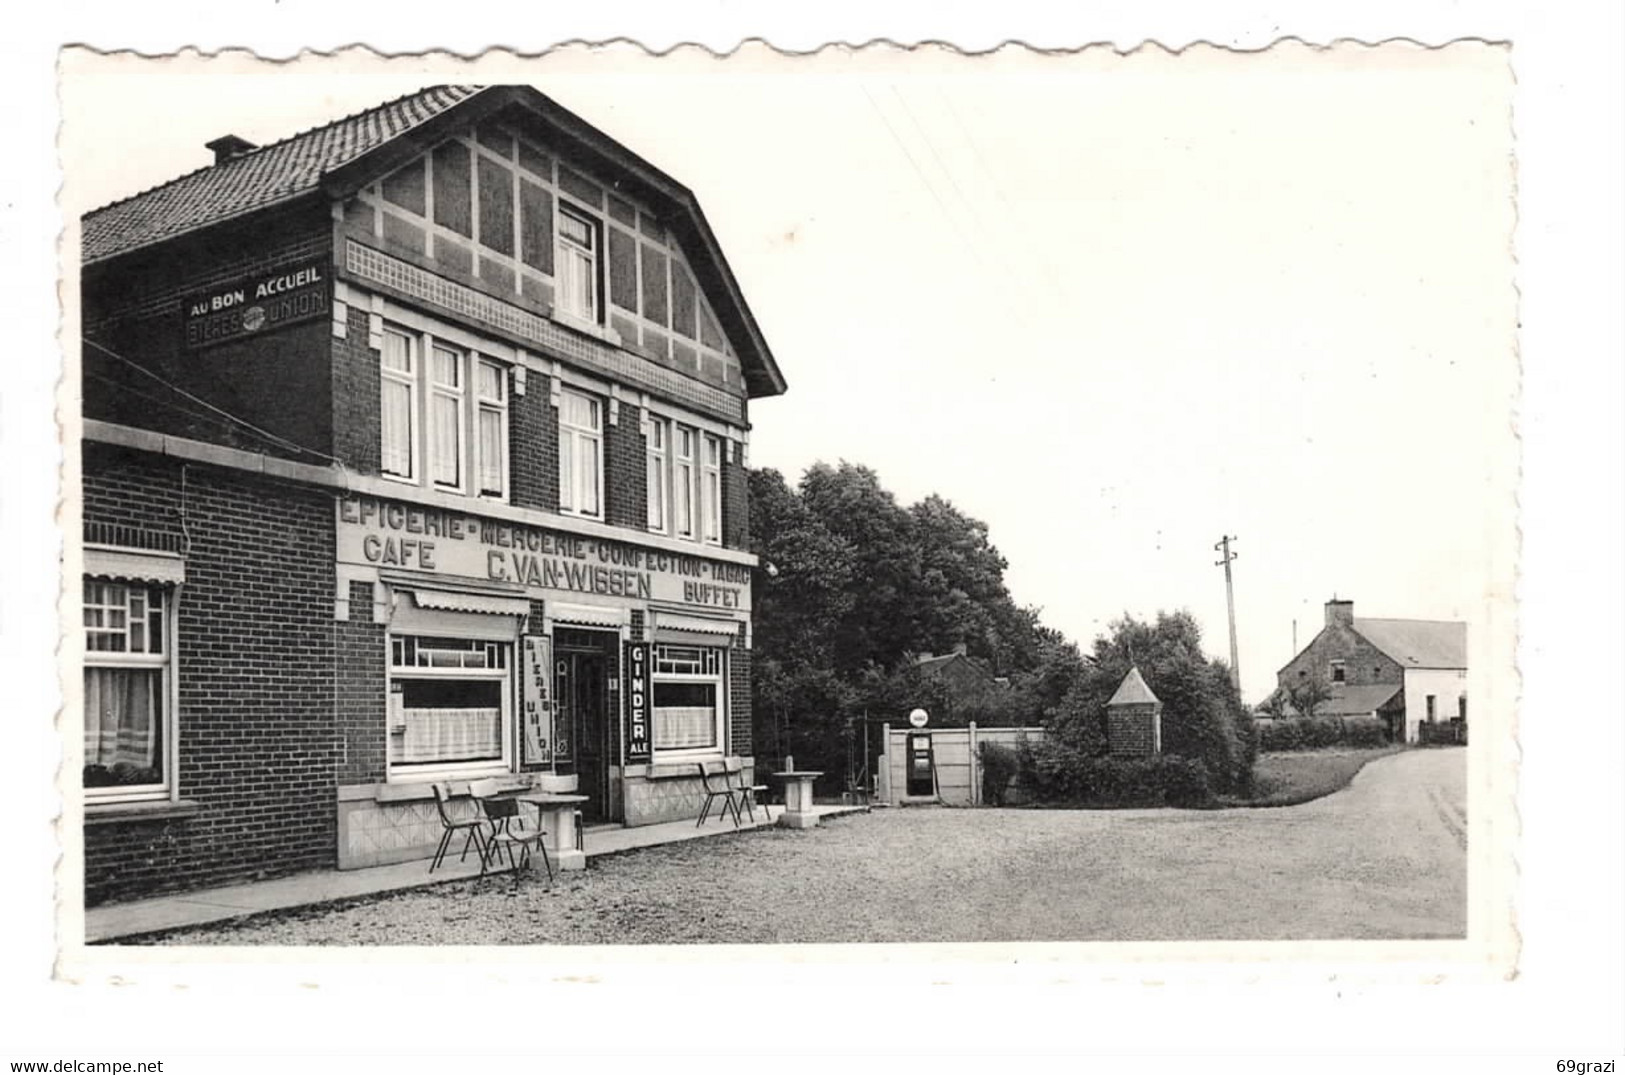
left=771, top=770, right=823, bottom=829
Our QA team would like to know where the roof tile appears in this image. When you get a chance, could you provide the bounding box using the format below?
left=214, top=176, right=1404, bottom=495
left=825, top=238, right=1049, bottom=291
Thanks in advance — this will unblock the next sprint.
left=83, top=85, right=481, bottom=263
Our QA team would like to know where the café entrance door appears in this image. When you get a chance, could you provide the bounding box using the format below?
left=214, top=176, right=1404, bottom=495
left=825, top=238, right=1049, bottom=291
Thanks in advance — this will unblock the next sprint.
left=555, top=628, right=615, bottom=823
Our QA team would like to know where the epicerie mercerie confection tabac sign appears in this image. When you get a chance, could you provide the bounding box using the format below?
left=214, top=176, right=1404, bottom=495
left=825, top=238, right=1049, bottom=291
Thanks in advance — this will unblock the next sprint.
left=183, top=260, right=330, bottom=349
left=336, top=494, right=751, bottom=612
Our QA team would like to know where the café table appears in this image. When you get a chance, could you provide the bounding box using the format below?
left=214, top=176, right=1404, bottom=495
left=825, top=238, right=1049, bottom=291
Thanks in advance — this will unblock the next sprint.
left=491, top=789, right=590, bottom=872
left=770, top=770, right=823, bottom=829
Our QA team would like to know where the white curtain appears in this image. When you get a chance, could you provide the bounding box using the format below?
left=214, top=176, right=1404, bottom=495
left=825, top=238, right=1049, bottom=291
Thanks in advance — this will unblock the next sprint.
left=430, top=392, right=460, bottom=485
left=653, top=705, right=715, bottom=751
left=84, top=667, right=159, bottom=769
left=401, top=707, right=501, bottom=763
left=381, top=380, right=413, bottom=477
left=478, top=406, right=503, bottom=494
left=560, top=246, right=595, bottom=319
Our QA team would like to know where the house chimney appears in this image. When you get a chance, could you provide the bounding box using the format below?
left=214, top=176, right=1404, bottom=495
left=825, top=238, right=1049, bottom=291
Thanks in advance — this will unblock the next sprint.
left=952, top=642, right=968, bottom=657
left=205, top=134, right=258, bottom=165
left=1325, top=597, right=1354, bottom=628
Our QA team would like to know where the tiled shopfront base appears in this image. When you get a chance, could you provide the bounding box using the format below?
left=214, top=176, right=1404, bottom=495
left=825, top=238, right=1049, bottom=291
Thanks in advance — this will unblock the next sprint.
left=621, top=762, right=757, bottom=827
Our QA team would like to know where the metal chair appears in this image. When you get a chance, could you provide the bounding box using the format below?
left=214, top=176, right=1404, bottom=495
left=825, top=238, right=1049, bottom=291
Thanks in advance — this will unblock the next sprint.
left=429, top=782, right=489, bottom=873
left=696, top=760, right=741, bottom=828
left=725, top=758, right=771, bottom=825
left=470, top=778, right=552, bottom=881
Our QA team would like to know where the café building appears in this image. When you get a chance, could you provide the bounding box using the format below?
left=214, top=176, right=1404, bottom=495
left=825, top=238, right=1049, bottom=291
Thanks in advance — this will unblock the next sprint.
left=75, top=85, right=785, bottom=904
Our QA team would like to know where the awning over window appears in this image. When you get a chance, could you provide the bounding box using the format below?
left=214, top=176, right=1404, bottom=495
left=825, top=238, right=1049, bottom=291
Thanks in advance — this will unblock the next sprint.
left=83, top=548, right=186, bottom=585
left=653, top=611, right=741, bottom=647
left=549, top=602, right=628, bottom=629
left=412, top=589, right=532, bottom=616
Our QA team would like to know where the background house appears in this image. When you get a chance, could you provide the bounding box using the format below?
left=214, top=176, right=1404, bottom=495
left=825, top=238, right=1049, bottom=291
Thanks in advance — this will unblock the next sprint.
left=1275, top=598, right=1467, bottom=743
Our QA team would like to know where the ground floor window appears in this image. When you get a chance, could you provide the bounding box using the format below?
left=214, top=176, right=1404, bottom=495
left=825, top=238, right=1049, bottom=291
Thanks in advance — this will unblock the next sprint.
left=83, top=579, right=172, bottom=798
left=389, top=635, right=511, bottom=772
left=652, top=644, right=724, bottom=754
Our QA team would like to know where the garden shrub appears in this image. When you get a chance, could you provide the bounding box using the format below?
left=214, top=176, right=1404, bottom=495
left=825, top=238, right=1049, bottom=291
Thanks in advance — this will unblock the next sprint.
left=1016, top=739, right=1212, bottom=807
left=1256, top=716, right=1388, bottom=752
left=977, top=741, right=1021, bottom=805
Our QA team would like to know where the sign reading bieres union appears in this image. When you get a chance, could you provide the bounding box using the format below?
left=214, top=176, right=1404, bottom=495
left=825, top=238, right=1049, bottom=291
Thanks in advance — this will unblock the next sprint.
left=184, top=259, right=329, bottom=349
left=335, top=494, right=751, bottom=611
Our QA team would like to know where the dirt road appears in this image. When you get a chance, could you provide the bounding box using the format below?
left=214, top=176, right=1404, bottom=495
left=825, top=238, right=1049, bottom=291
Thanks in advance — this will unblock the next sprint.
left=155, top=748, right=1466, bottom=945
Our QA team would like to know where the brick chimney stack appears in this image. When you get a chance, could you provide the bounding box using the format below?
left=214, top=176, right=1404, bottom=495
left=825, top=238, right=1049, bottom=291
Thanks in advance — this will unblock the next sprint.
left=205, top=134, right=258, bottom=165
left=1325, top=597, right=1354, bottom=628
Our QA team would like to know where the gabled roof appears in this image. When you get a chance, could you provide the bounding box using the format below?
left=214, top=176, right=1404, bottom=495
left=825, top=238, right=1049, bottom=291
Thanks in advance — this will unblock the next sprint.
left=1107, top=666, right=1160, bottom=707
left=915, top=651, right=993, bottom=680
left=82, top=84, right=786, bottom=398
left=83, top=86, right=479, bottom=264
left=1303, top=683, right=1402, bottom=717
left=1354, top=618, right=1467, bottom=670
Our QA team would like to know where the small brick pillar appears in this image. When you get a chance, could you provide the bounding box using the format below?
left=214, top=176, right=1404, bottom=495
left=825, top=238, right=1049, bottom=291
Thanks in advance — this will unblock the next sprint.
left=1106, top=666, right=1162, bottom=756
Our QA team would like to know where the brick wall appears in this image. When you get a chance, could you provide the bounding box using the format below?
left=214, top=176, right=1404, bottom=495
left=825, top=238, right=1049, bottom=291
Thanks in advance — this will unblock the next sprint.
left=722, top=446, right=749, bottom=551
left=509, top=378, right=559, bottom=512
left=604, top=404, right=646, bottom=531
left=82, top=205, right=336, bottom=462
left=1107, top=704, right=1160, bottom=756
left=336, top=581, right=386, bottom=785
left=1278, top=623, right=1405, bottom=691
left=331, top=304, right=381, bottom=474
left=730, top=623, right=753, bottom=756
left=82, top=450, right=339, bottom=905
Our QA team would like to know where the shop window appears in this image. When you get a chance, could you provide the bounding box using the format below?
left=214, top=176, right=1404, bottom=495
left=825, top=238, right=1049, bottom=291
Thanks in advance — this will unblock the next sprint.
left=558, top=387, right=603, bottom=518
left=380, top=329, right=418, bottom=480
left=652, top=644, right=724, bottom=754
left=557, top=206, right=599, bottom=323
left=702, top=433, right=722, bottom=546
left=429, top=344, right=465, bottom=490
left=646, top=415, right=669, bottom=532
left=83, top=580, right=172, bottom=800
left=388, top=635, right=512, bottom=773
left=475, top=359, right=507, bottom=498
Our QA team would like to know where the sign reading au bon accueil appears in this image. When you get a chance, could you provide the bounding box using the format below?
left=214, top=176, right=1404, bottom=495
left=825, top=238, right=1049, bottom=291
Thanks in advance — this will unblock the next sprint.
left=183, top=259, right=329, bottom=349
left=335, top=494, right=751, bottom=612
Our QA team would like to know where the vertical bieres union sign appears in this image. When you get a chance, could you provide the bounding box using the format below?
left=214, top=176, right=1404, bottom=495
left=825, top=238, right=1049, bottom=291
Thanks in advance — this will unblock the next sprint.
left=624, top=641, right=652, bottom=764
left=521, top=635, right=552, bottom=765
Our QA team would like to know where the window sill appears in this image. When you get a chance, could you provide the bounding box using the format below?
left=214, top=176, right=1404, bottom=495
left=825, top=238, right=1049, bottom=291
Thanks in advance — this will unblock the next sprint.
left=644, top=755, right=731, bottom=780
left=85, top=799, right=202, bottom=825
left=551, top=309, right=622, bottom=348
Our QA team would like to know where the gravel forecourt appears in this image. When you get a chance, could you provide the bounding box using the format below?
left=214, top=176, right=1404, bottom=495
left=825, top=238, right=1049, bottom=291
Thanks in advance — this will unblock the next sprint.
left=150, top=749, right=1465, bottom=945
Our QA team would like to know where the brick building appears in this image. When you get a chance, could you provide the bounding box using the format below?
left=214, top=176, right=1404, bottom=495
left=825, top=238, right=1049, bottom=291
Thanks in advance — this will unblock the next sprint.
left=1274, top=598, right=1467, bottom=744
left=74, top=85, right=785, bottom=905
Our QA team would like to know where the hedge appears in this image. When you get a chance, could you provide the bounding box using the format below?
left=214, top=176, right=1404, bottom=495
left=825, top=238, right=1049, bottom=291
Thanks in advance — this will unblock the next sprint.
left=1255, top=715, right=1388, bottom=752
left=1016, top=740, right=1212, bottom=807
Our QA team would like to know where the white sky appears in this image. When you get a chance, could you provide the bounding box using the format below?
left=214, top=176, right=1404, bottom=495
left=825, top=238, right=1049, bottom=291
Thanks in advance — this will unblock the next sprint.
left=60, top=45, right=1516, bottom=702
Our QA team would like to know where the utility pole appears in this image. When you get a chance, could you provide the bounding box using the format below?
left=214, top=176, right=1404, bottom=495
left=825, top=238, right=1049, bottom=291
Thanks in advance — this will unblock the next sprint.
left=1214, top=535, right=1240, bottom=691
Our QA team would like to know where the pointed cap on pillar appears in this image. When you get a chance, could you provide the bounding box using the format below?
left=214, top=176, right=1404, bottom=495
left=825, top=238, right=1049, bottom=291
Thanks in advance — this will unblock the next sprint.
left=1107, top=666, right=1160, bottom=707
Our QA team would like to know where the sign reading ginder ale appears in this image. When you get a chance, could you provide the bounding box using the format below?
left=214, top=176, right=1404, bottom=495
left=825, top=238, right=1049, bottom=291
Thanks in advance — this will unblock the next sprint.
left=184, top=259, right=329, bottom=349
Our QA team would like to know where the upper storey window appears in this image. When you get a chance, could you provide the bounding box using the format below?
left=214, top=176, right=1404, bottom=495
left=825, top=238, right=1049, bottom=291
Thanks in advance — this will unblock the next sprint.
left=558, top=387, right=603, bottom=519
left=379, top=324, right=508, bottom=502
left=646, top=413, right=726, bottom=547
left=557, top=206, right=600, bottom=324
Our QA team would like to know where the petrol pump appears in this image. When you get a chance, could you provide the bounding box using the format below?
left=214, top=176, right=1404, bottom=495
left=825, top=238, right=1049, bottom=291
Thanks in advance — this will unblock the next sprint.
left=905, top=707, right=937, bottom=798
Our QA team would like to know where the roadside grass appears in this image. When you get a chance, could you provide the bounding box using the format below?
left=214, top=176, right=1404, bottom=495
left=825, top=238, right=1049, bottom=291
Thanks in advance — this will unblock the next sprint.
left=1225, top=745, right=1406, bottom=808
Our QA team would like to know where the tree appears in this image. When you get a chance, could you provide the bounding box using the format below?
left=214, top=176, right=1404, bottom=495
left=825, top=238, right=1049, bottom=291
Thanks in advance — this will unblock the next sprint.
left=1286, top=675, right=1335, bottom=719
left=1044, top=611, right=1255, bottom=794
